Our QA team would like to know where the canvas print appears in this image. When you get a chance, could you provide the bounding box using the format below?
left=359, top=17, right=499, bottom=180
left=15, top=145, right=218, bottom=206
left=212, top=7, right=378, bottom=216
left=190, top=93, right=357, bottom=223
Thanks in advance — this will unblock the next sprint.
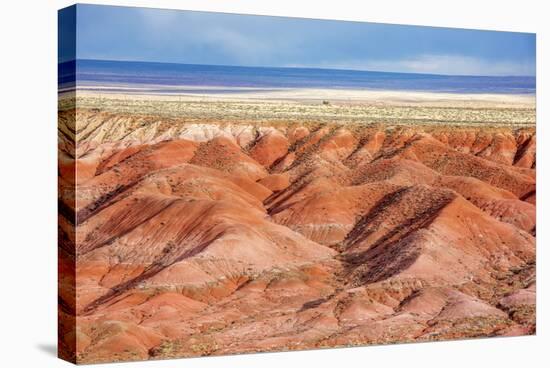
left=58, top=4, right=536, bottom=364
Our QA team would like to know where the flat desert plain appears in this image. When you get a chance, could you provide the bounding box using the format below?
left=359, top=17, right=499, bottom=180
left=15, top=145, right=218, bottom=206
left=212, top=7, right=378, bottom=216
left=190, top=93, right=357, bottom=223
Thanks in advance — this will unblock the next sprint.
left=58, top=91, right=536, bottom=363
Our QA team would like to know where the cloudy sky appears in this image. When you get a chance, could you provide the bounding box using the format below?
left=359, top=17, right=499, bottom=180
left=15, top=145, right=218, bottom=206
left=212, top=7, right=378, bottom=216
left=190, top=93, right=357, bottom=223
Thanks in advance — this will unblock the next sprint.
left=59, top=4, right=536, bottom=76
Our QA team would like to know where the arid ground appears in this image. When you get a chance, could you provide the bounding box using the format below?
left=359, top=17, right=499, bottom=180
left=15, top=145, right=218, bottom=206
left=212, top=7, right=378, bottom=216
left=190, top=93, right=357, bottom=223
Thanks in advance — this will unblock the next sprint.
left=59, top=92, right=536, bottom=363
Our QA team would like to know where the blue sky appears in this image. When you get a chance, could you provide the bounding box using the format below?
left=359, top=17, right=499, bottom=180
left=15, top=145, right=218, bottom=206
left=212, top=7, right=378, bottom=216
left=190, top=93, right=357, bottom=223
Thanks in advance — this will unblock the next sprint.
left=59, top=4, right=536, bottom=76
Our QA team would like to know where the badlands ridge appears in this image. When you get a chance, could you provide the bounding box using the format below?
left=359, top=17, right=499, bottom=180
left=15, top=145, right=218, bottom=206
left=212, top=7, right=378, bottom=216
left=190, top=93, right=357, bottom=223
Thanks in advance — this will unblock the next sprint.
left=58, top=104, right=535, bottom=363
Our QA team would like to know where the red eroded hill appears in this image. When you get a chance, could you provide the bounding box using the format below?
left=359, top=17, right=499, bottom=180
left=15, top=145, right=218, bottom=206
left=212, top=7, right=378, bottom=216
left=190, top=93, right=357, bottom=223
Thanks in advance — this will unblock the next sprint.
left=58, top=110, right=536, bottom=363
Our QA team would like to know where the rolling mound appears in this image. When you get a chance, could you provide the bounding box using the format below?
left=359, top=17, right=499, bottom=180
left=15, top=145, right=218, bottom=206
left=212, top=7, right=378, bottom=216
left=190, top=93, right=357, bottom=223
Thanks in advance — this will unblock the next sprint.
left=59, top=109, right=536, bottom=363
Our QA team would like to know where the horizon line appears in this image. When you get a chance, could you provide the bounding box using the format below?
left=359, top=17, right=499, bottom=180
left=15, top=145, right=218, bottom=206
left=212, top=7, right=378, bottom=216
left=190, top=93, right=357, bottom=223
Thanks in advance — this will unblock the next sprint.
left=59, top=58, right=536, bottom=79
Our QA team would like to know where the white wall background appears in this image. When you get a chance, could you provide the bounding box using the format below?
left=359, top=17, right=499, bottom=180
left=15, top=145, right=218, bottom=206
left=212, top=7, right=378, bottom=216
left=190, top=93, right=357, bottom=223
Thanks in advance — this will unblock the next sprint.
left=0, top=0, right=547, bottom=366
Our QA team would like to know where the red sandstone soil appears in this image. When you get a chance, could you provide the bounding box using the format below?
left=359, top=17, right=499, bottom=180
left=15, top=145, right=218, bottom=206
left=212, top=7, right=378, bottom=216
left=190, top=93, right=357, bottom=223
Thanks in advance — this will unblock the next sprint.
left=58, top=110, right=536, bottom=364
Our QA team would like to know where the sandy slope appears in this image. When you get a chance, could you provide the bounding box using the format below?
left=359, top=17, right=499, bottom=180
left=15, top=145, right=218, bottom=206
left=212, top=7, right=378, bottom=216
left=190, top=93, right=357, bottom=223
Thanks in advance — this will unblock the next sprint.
left=58, top=101, right=535, bottom=363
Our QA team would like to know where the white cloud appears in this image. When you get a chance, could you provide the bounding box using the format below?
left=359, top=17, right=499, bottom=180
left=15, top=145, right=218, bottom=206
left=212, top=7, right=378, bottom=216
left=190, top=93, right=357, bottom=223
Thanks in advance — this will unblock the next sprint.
left=292, top=54, right=535, bottom=76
